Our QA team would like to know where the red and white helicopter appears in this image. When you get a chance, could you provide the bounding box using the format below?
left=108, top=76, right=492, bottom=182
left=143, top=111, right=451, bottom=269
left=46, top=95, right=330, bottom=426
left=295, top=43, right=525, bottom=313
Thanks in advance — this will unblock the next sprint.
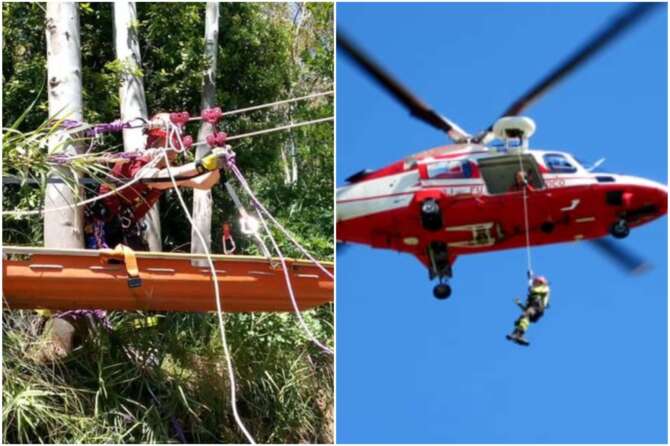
left=336, top=4, right=667, bottom=299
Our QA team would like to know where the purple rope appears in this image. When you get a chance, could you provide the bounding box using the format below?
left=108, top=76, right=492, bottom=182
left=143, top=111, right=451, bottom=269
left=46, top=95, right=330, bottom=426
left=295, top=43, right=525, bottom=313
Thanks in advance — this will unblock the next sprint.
left=87, top=120, right=129, bottom=137
left=222, top=150, right=236, bottom=169
left=61, top=119, right=83, bottom=129
left=115, top=151, right=143, bottom=160
left=146, top=385, right=187, bottom=443
left=56, top=309, right=112, bottom=331
left=59, top=119, right=131, bottom=136
left=48, top=153, right=72, bottom=165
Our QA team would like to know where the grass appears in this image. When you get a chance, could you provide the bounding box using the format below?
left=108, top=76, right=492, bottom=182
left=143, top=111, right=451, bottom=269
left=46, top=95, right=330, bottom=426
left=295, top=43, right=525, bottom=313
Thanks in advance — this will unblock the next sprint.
left=2, top=308, right=333, bottom=443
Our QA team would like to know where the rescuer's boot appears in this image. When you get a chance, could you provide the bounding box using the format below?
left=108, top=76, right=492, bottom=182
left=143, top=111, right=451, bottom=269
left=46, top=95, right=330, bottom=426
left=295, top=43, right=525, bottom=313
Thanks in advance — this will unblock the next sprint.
left=506, top=327, right=530, bottom=346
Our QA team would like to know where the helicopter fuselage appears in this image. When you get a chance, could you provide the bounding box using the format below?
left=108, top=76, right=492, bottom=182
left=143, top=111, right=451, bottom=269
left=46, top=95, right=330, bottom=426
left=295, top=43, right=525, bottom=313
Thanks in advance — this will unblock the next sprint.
left=337, top=144, right=667, bottom=272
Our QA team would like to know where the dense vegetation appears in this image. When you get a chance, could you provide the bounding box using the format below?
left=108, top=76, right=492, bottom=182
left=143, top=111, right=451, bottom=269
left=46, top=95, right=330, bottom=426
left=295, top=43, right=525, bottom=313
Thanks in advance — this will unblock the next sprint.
left=2, top=2, right=333, bottom=443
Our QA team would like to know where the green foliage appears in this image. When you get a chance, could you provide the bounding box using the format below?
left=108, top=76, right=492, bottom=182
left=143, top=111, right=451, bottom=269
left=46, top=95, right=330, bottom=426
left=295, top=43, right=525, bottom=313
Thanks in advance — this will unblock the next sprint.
left=2, top=2, right=49, bottom=131
left=3, top=310, right=333, bottom=443
left=3, top=2, right=333, bottom=443
left=104, top=57, right=145, bottom=84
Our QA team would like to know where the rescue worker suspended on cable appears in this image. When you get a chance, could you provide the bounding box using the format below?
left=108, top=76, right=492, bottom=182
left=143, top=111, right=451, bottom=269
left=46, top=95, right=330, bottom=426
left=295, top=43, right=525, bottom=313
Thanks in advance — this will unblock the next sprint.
left=506, top=275, right=550, bottom=346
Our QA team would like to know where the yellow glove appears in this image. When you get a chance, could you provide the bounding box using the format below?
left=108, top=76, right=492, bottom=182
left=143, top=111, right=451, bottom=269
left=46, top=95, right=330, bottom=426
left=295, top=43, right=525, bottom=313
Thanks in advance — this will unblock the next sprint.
left=201, top=153, right=219, bottom=171
left=196, top=147, right=228, bottom=173
left=196, top=153, right=220, bottom=173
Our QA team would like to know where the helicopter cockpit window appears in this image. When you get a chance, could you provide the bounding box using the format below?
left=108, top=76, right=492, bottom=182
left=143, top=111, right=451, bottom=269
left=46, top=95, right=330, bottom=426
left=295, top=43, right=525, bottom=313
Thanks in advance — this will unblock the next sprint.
left=426, top=160, right=473, bottom=180
left=544, top=153, right=577, bottom=173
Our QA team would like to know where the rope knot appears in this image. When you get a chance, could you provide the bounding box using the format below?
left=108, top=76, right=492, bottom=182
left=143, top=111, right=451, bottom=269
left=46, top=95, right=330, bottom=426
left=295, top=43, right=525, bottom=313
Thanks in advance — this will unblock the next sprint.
left=223, top=149, right=236, bottom=169
left=86, top=119, right=129, bottom=137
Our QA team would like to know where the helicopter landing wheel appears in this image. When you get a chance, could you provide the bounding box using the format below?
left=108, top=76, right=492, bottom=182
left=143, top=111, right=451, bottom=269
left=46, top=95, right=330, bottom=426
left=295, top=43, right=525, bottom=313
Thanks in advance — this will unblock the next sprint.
left=433, top=283, right=452, bottom=300
left=610, top=219, right=630, bottom=239
left=421, top=199, right=443, bottom=231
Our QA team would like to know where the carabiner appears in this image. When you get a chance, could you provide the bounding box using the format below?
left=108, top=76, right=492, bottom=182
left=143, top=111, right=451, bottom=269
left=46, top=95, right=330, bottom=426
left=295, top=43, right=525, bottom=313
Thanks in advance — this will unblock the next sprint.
left=222, top=223, right=236, bottom=254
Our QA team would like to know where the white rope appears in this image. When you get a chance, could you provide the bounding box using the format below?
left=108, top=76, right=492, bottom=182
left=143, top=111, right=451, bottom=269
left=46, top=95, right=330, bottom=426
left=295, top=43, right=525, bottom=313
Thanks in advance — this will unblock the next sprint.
left=165, top=123, right=256, bottom=444
left=218, top=90, right=332, bottom=118
left=193, top=116, right=334, bottom=147
left=227, top=163, right=334, bottom=354
left=516, top=151, right=534, bottom=281
left=5, top=116, right=331, bottom=441
left=251, top=194, right=334, bottom=355
left=3, top=117, right=332, bottom=218
left=229, top=163, right=334, bottom=280
left=227, top=116, right=333, bottom=141
left=2, top=155, right=163, bottom=217
left=55, top=91, right=332, bottom=131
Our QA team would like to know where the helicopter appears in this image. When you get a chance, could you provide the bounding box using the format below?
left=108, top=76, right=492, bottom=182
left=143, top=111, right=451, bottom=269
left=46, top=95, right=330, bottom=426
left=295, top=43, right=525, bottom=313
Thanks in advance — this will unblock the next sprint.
left=336, top=3, right=667, bottom=299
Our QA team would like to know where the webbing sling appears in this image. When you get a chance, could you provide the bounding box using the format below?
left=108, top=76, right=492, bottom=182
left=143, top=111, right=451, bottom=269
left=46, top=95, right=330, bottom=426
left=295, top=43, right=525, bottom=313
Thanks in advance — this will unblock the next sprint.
left=106, top=244, right=142, bottom=288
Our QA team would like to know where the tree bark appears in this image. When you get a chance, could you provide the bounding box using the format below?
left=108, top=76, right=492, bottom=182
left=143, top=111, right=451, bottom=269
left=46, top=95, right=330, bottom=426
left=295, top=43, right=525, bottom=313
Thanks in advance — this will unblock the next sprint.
left=113, top=1, right=162, bottom=251
left=191, top=2, right=219, bottom=263
left=44, top=2, right=84, bottom=249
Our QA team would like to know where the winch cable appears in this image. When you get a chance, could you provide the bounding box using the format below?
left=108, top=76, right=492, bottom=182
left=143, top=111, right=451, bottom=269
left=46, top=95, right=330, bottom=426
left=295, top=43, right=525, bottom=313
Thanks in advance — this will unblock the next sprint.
left=163, top=123, right=256, bottom=444
left=516, top=150, right=534, bottom=281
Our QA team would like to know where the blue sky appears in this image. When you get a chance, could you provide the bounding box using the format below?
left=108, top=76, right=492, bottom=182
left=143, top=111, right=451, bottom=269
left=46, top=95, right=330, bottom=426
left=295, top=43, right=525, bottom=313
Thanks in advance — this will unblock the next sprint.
left=336, top=3, right=667, bottom=444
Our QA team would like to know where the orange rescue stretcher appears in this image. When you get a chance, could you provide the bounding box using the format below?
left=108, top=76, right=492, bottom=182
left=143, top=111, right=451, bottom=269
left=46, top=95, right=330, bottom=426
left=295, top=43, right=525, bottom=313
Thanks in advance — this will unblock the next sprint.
left=2, top=246, right=333, bottom=313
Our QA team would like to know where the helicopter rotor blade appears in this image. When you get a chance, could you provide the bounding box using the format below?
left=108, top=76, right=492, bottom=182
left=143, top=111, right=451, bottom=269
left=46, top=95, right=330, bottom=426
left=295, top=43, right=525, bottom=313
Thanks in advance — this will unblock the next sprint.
left=337, top=32, right=470, bottom=142
left=475, top=3, right=659, bottom=143
left=590, top=237, right=651, bottom=275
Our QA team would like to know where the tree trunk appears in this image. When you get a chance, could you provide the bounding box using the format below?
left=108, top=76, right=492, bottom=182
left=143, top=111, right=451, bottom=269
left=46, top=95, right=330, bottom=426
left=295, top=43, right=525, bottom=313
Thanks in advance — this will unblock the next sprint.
left=284, top=4, right=307, bottom=185
left=44, top=2, right=84, bottom=249
left=113, top=1, right=161, bottom=251
left=191, top=2, right=219, bottom=263
left=36, top=2, right=86, bottom=364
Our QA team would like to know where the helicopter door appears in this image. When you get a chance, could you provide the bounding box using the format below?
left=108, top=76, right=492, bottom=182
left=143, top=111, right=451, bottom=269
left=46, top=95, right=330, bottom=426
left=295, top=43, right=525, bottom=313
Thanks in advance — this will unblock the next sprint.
left=477, top=154, right=545, bottom=195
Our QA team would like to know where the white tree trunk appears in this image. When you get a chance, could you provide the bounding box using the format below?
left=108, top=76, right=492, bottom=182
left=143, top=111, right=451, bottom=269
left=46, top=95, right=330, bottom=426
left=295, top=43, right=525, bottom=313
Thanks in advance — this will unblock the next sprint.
left=284, top=4, right=307, bottom=185
left=191, top=2, right=219, bottom=261
left=44, top=2, right=84, bottom=249
left=114, top=1, right=162, bottom=251
left=288, top=105, right=298, bottom=184
left=280, top=144, right=292, bottom=184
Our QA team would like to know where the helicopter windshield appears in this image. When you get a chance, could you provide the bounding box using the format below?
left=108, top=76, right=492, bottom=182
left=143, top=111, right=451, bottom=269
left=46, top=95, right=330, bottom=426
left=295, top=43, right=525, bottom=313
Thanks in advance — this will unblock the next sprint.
left=543, top=153, right=579, bottom=173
